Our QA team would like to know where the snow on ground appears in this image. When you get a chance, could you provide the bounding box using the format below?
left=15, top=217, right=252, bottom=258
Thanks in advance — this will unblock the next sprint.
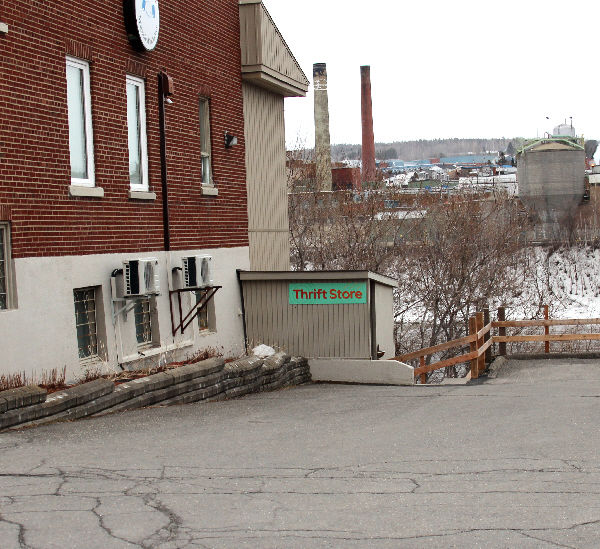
left=394, top=245, right=600, bottom=381
left=252, top=344, right=277, bottom=358
left=505, top=246, right=600, bottom=320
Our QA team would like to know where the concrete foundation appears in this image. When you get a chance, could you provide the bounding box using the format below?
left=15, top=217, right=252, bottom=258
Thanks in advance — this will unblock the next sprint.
left=0, top=247, right=249, bottom=381
left=310, top=359, right=414, bottom=386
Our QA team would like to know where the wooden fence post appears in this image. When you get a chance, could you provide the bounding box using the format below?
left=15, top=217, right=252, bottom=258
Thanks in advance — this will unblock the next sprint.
left=469, top=316, right=479, bottom=379
left=476, top=311, right=485, bottom=375
left=484, top=308, right=491, bottom=365
left=544, top=305, right=550, bottom=354
left=420, top=356, right=426, bottom=385
left=498, top=307, right=506, bottom=356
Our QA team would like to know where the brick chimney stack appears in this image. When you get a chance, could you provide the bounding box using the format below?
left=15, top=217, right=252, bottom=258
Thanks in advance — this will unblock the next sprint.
left=313, top=63, right=333, bottom=191
left=360, top=65, right=376, bottom=184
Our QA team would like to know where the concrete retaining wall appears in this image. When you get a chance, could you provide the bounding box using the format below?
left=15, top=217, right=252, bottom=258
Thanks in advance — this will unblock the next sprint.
left=310, top=359, right=414, bottom=385
left=0, top=353, right=311, bottom=431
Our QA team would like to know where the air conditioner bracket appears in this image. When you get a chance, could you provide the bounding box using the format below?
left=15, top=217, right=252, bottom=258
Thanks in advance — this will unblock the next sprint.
left=169, top=286, right=221, bottom=336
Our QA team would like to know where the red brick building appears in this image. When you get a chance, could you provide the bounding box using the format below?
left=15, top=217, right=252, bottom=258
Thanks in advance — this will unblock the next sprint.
left=0, top=1, right=308, bottom=378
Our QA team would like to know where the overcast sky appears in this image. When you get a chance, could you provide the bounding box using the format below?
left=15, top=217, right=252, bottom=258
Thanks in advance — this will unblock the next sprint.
left=264, top=0, right=599, bottom=150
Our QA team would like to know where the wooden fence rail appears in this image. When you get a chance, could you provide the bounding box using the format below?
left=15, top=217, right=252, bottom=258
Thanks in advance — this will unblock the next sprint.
left=396, top=306, right=600, bottom=384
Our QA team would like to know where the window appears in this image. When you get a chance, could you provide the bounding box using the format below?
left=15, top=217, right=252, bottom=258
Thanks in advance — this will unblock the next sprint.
left=66, top=57, right=95, bottom=187
left=126, top=75, right=149, bottom=191
left=195, top=290, right=215, bottom=332
left=0, top=224, right=12, bottom=310
left=199, top=98, right=212, bottom=186
left=74, top=288, right=98, bottom=360
left=134, top=297, right=153, bottom=347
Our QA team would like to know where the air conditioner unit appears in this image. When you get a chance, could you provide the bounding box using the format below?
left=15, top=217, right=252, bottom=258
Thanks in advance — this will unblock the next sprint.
left=182, top=255, right=213, bottom=288
left=123, top=258, right=160, bottom=296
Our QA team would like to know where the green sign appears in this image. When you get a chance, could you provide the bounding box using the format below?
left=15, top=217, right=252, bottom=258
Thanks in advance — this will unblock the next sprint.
left=289, top=282, right=367, bottom=305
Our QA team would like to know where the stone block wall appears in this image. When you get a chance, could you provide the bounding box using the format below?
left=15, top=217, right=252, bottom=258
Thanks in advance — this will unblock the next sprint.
left=0, top=353, right=310, bottom=431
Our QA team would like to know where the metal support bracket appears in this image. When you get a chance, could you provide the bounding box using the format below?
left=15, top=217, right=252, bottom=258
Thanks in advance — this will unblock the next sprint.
left=169, top=286, right=221, bottom=336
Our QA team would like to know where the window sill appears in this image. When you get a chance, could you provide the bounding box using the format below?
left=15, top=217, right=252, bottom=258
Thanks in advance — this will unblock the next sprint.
left=201, top=186, right=218, bottom=196
left=79, top=355, right=105, bottom=366
left=69, top=185, right=104, bottom=198
left=198, top=329, right=217, bottom=337
left=120, top=340, right=194, bottom=364
left=129, top=190, right=157, bottom=201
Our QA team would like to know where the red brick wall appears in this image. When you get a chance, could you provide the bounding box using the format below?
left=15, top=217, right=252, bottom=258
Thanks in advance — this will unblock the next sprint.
left=0, top=0, right=249, bottom=258
left=332, top=167, right=361, bottom=192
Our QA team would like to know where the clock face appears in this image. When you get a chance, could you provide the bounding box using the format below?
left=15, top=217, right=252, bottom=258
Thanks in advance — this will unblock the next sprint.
left=133, top=0, right=160, bottom=51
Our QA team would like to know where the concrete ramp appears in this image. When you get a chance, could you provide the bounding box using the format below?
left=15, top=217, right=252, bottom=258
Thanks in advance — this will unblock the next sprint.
left=310, top=359, right=414, bottom=386
left=488, top=356, right=600, bottom=383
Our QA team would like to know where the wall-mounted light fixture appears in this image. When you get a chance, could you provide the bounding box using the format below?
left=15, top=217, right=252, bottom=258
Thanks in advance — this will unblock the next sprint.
left=0, top=22, right=8, bottom=34
left=225, top=132, right=238, bottom=149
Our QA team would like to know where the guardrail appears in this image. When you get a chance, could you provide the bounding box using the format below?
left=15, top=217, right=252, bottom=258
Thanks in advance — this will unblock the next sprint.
left=396, top=306, right=600, bottom=384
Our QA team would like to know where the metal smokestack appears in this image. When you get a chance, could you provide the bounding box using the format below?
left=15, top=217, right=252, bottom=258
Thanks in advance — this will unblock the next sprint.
left=313, top=63, right=333, bottom=191
left=360, top=65, right=376, bottom=184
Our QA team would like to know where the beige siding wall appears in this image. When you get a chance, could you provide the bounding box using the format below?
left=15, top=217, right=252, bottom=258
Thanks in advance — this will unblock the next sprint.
left=239, top=3, right=261, bottom=66
left=243, top=280, right=372, bottom=358
left=239, top=2, right=309, bottom=88
left=243, top=82, right=290, bottom=271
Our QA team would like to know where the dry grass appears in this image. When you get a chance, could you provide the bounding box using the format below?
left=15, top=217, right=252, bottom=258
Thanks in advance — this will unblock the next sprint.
left=0, top=366, right=67, bottom=393
left=0, top=348, right=226, bottom=394
left=102, top=347, right=225, bottom=384
left=0, top=371, right=27, bottom=391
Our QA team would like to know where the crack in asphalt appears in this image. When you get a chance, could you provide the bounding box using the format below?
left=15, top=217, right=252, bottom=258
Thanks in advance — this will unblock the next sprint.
left=1, top=462, right=599, bottom=547
left=518, top=529, right=577, bottom=548
left=140, top=492, right=185, bottom=548
left=0, top=512, right=32, bottom=549
left=91, top=496, right=140, bottom=548
left=2, top=372, right=600, bottom=548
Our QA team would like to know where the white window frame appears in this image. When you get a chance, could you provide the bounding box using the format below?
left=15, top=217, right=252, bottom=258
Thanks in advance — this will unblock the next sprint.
left=199, top=97, right=213, bottom=188
left=133, top=295, right=159, bottom=349
left=126, top=75, right=149, bottom=192
left=74, top=287, right=99, bottom=361
left=66, top=56, right=95, bottom=188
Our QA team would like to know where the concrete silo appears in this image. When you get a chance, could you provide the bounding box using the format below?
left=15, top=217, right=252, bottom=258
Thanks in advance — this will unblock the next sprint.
left=517, top=136, right=585, bottom=241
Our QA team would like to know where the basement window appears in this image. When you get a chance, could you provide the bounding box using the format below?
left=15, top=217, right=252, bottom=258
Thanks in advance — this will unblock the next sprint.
left=74, top=287, right=99, bottom=360
left=134, top=297, right=153, bottom=347
left=195, top=289, right=216, bottom=332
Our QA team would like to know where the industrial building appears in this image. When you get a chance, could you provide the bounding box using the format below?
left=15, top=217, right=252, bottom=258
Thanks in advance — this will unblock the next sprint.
left=0, top=0, right=308, bottom=380
left=517, top=133, right=586, bottom=241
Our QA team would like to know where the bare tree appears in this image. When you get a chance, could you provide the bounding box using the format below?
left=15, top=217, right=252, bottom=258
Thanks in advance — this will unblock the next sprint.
left=287, top=145, right=533, bottom=380
left=288, top=156, right=426, bottom=272
left=394, top=191, right=530, bottom=377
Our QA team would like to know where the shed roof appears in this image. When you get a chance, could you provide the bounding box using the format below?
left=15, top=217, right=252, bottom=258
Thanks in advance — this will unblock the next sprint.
left=517, top=137, right=585, bottom=155
left=239, top=270, right=398, bottom=288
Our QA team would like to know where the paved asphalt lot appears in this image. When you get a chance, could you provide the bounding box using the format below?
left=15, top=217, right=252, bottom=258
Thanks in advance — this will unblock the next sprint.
left=1, top=358, right=600, bottom=548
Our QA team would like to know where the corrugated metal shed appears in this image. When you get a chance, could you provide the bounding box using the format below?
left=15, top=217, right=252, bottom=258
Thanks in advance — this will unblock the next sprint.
left=239, top=271, right=398, bottom=359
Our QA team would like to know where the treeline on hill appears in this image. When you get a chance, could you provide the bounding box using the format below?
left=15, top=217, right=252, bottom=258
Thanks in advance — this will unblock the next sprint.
left=331, top=138, right=526, bottom=162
